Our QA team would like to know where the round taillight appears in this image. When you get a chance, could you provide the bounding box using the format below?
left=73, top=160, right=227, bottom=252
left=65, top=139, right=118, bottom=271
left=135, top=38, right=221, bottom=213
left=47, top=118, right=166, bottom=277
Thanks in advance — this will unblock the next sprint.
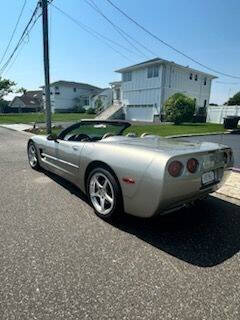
left=168, top=161, right=183, bottom=177
left=187, top=158, right=199, bottom=173
left=224, top=152, right=228, bottom=164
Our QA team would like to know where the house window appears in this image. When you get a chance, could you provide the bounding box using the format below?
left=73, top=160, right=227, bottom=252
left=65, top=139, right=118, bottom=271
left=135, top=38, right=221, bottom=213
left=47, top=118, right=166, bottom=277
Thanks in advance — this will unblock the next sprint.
left=147, top=65, right=159, bottom=78
left=123, top=72, right=132, bottom=82
left=73, top=88, right=77, bottom=92
left=204, top=99, right=207, bottom=108
left=189, top=73, right=193, bottom=80
left=195, top=74, right=198, bottom=81
left=204, top=77, right=207, bottom=85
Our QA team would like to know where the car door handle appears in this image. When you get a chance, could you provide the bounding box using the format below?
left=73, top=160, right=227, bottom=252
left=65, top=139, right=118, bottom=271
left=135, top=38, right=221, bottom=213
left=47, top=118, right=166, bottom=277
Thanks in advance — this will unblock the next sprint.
left=72, top=146, right=78, bottom=151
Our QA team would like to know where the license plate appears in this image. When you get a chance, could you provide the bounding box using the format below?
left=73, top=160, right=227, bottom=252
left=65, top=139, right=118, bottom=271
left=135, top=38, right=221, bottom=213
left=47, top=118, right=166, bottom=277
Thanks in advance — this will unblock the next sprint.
left=202, top=171, right=215, bottom=185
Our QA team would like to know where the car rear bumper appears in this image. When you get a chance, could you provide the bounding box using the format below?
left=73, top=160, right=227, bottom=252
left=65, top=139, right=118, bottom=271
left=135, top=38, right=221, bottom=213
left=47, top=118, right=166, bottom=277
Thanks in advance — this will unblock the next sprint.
left=124, top=167, right=232, bottom=218
left=155, top=167, right=232, bottom=216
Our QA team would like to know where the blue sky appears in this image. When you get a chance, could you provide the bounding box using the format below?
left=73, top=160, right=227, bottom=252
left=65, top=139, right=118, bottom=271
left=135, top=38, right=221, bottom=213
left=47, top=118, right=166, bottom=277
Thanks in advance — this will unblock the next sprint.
left=1, top=0, right=240, bottom=104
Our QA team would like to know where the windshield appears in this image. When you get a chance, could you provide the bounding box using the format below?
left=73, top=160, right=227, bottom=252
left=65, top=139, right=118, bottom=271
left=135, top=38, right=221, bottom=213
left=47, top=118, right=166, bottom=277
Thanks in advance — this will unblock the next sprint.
left=58, top=121, right=130, bottom=141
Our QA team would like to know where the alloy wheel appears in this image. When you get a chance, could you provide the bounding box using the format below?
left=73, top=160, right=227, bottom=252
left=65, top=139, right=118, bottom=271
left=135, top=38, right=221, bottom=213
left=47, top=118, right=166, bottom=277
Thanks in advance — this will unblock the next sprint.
left=28, top=144, right=38, bottom=167
left=89, top=172, right=115, bottom=215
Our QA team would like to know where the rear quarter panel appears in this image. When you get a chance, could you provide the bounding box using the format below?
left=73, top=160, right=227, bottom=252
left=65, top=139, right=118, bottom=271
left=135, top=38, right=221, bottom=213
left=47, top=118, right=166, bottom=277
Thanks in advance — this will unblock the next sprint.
left=77, top=142, right=169, bottom=217
left=78, top=142, right=155, bottom=195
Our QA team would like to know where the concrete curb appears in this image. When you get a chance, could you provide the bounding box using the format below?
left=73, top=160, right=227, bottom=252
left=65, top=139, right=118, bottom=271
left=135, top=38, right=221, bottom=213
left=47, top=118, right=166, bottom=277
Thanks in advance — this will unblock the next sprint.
left=0, top=125, right=33, bottom=136
left=213, top=192, right=240, bottom=206
left=215, top=171, right=240, bottom=201
left=215, top=191, right=240, bottom=202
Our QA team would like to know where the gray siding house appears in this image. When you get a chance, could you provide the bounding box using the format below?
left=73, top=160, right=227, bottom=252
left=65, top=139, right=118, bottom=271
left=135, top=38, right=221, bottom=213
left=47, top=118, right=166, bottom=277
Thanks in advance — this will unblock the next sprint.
left=10, top=91, right=43, bottom=112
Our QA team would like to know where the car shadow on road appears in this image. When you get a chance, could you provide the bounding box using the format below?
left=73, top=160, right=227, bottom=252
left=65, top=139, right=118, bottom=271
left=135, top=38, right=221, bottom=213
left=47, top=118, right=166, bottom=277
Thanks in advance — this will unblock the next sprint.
left=42, top=169, right=89, bottom=203
left=42, top=169, right=240, bottom=268
left=114, top=196, right=240, bottom=267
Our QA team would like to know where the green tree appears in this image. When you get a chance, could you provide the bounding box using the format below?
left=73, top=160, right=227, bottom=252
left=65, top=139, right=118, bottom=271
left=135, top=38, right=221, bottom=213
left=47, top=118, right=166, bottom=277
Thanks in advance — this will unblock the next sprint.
left=164, top=93, right=195, bottom=125
left=0, top=99, right=9, bottom=113
left=16, top=87, right=27, bottom=95
left=0, top=77, right=16, bottom=99
left=227, top=91, right=240, bottom=106
left=86, top=107, right=96, bottom=114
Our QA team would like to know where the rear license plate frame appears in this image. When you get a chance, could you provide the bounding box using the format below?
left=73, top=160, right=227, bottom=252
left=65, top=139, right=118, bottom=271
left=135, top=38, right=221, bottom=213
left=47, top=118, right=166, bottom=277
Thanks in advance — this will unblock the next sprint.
left=202, top=171, right=215, bottom=185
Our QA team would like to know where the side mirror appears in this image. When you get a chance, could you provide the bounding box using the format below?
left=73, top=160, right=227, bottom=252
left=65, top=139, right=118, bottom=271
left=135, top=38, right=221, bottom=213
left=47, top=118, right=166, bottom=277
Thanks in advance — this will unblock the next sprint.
left=47, top=133, right=58, bottom=141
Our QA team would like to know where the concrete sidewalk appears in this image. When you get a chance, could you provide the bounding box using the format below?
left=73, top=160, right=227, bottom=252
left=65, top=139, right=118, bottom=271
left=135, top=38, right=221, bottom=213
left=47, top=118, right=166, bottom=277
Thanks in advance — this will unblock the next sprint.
left=216, top=172, right=240, bottom=200
left=0, top=123, right=33, bottom=131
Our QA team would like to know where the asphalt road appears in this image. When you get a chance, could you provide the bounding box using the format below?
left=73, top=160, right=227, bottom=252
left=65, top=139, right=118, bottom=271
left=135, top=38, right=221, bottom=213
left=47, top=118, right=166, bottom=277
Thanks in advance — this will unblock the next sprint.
left=182, top=133, right=240, bottom=168
left=0, top=127, right=240, bottom=320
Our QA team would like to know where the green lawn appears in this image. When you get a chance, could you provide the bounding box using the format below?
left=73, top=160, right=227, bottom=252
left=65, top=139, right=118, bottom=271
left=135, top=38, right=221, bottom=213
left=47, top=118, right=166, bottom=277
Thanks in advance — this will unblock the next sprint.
left=125, top=123, right=226, bottom=137
left=27, top=122, right=226, bottom=137
left=0, top=112, right=95, bottom=124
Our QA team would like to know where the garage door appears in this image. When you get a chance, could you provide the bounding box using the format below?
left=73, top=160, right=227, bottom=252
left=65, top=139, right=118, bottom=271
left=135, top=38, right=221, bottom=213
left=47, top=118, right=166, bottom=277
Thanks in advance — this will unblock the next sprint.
left=125, top=105, right=154, bottom=122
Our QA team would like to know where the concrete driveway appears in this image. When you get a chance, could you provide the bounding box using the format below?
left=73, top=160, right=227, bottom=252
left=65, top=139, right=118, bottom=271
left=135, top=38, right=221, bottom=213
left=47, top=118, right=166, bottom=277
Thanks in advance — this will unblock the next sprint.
left=0, top=127, right=240, bottom=319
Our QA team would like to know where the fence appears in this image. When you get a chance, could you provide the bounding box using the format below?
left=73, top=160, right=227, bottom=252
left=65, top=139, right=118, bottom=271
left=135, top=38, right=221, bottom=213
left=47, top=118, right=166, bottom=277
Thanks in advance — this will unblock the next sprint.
left=207, top=105, right=240, bottom=124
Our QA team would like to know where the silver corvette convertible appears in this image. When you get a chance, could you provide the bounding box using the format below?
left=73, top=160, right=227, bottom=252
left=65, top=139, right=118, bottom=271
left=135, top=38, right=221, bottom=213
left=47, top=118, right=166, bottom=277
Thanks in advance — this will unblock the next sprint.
left=27, top=120, right=233, bottom=220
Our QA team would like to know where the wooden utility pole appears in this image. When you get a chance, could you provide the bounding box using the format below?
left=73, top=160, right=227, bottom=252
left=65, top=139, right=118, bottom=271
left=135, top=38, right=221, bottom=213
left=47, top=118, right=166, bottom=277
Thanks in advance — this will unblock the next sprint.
left=41, top=0, right=51, bottom=134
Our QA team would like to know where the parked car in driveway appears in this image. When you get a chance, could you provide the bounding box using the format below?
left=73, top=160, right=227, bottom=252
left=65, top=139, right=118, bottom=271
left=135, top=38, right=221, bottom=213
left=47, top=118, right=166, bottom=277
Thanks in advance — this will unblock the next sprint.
left=27, top=120, right=233, bottom=220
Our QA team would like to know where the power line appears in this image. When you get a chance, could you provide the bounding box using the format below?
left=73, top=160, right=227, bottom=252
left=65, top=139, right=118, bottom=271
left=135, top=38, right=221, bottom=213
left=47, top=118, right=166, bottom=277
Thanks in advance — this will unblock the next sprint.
left=0, top=0, right=27, bottom=67
left=84, top=0, right=148, bottom=59
left=2, top=39, right=28, bottom=76
left=86, top=0, right=158, bottom=58
left=105, top=0, right=240, bottom=80
left=2, top=13, right=41, bottom=76
left=0, top=3, right=41, bottom=75
left=51, top=3, right=135, bottom=56
left=51, top=3, right=134, bottom=62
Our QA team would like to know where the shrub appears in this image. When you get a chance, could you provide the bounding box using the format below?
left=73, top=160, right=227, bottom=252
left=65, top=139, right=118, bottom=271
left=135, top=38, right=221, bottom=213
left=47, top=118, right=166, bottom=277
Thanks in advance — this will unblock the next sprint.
left=227, top=91, right=240, bottom=106
left=192, top=107, right=207, bottom=123
left=74, top=106, right=86, bottom=113
left=95, top=97, right=103, bottom=110
left=54, top=108, right=74, bottom=113
left=164, top=93, right=195, bottom=125
left=86, top=107, right=96, bottom=114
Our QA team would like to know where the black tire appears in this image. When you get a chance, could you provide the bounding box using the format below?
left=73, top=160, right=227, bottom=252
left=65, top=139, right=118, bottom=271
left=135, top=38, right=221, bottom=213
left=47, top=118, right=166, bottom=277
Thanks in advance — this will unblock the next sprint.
left=87, top=167, right=123, bottom=220
left=27, top=141, right=40, bottom=170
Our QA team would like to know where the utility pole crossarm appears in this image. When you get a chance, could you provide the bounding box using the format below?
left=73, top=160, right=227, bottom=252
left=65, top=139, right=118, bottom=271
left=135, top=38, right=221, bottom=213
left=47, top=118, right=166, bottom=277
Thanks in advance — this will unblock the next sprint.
left=41, top=0, right=51, bottom=134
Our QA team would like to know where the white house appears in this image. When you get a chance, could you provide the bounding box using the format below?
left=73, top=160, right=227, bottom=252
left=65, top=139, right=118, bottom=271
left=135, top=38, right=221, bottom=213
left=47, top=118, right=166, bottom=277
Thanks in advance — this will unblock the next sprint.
left=114, top=58, right=217, bottom=122
left=89, top=87, right=113, bottom=111
left=41, top=81, right=112, bottom=113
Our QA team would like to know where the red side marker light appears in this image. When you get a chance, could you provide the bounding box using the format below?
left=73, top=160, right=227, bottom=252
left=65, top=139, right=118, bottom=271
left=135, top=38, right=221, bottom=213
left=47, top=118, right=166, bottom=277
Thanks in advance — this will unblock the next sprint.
left=122, top=177, right=135, bottom=184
